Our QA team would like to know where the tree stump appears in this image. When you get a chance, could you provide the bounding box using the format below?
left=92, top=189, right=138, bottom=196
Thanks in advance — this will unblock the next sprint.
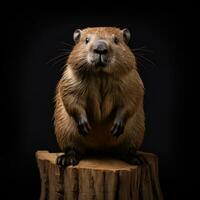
left=36, top=151, right=163, bottom=200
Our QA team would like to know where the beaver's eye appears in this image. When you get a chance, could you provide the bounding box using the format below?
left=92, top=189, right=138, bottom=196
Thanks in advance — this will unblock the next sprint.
left=85, top=37, right=90, bottom=44
left=114, top=37, right=119, bottom=44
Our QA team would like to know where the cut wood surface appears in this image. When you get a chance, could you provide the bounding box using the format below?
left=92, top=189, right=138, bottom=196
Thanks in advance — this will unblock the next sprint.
left=36, top=150, right=163, bottom=200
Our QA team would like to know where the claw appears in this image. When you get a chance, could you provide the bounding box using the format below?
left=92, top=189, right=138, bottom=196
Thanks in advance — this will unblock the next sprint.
left=111, top=120, right=125, bottom=137
left=77, top=116, right=91, bottom=136
left=56, top=154, right=67, bottom=167
left=56, top=150, right=81, bottom=167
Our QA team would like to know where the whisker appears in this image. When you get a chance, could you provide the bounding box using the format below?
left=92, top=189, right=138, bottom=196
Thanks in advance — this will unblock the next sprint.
left=46, top=53, right=69, bottom=65
left=51, top=56, right=68, bottom=66
left=62, top=45, right=72, bottom=49
left=135, top=54, right=156, bottom=66
left=131, top=46, right=154, bottom=54
left=60, top=41, right=73, bottom=47
left=133, top=49, right=154, bottom=54
left=135, top=57, right=146, bottom=69
left=56, top=49, right=72, bottom=52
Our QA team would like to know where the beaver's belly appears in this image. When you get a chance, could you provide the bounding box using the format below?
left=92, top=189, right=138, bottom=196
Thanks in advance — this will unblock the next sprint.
left=80, top=121, right=125, bottom=150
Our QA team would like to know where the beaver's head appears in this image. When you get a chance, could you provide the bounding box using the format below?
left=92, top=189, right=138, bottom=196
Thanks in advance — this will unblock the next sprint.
left=67, top=27, right=136, bottom=75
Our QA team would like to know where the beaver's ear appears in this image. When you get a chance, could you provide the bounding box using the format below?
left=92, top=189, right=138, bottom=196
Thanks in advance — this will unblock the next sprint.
left=73, top=29, right=82, bottom=43
left=121, top=28, right=131, bottom=44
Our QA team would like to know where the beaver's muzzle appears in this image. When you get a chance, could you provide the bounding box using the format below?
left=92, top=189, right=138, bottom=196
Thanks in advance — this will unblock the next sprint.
left=93, top=40, right=109, bottom=67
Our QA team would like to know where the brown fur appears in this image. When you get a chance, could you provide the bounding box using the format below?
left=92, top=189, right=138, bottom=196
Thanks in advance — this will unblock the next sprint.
left=54, top=27, right=145, bottom=155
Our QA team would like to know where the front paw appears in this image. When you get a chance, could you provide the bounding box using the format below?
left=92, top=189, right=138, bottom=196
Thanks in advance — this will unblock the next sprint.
left=111, top=119, right=125, bottom=138
left=77, top=115, right=91, bottom=136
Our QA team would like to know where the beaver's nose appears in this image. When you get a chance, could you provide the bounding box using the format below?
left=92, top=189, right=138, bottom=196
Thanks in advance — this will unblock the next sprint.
left=93, top=40, right=108, bottom=55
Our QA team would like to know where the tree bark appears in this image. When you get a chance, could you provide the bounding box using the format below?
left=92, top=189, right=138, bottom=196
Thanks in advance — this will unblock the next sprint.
left=36, top=151, right=163, bottom=200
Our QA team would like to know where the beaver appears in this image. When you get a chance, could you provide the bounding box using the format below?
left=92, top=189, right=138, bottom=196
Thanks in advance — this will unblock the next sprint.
left=54, top=27, right=145, bottom=166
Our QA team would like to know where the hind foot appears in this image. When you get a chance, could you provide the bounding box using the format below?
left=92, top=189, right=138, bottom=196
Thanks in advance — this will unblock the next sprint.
left=121, top=148, right=146, bottom=165
left=125, top=153, right=145, bottom=165
left=56, top=148, right=81, bottom=167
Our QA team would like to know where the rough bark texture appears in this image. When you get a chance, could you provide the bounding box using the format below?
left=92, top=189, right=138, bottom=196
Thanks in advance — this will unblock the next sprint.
left=36, top=151, right=163, bottom=200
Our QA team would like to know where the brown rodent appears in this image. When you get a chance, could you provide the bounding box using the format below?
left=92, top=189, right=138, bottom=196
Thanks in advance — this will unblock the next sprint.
left=54, top=27, right=145, bottom=166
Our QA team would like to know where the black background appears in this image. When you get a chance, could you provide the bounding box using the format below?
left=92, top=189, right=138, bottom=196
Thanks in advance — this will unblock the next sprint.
left=1, top=4, right=185, bottom=200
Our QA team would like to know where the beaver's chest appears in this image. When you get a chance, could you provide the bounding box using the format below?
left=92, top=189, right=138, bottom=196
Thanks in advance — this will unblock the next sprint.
left=86, top=77, right=118, bottom=123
